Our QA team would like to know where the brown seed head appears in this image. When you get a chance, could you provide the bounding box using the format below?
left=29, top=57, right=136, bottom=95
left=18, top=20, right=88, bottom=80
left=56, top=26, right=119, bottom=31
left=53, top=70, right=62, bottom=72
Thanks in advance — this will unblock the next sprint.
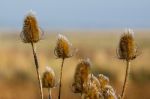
left=72, top=58, right=91, bottom=93
left=97, top=74, right=110, bottom=90
left=103, top=85, right=118, bottom=99
left=87, top=74, right=101, bottom=92
left=21, top=10, right=42, bottom=43
left=81, top=83, right=104, bottom=99
left=42, top=66, right=56, bottom=88
left=54, top=34, right=73, bottom=59
left=117, top=29, right=138, bottom=60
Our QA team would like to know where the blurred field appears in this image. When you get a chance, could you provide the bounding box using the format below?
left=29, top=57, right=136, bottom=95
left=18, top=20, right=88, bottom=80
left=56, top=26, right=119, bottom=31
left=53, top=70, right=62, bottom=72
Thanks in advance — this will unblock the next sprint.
left=0, top=30, right=150, bottom=99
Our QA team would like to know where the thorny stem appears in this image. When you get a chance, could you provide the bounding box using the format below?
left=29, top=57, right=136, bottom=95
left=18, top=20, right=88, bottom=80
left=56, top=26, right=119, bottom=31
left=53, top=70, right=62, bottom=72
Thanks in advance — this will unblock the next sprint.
left=121, top=60, right=130, bottom=99
left=58, top=58, right=65, bottom=99
left=31, top=42, right=43, bottom=99
left=48, top=88, right=52, bottom=99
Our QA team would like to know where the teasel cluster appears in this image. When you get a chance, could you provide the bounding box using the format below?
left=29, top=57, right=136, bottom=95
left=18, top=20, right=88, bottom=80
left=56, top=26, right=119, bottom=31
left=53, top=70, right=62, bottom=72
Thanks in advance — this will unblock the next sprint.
left=20, top=10, right=140, bottom=99
left=42, top=66, right=56, bottom=99
left=54, top=34, right=74, bottom=99
left=20, top=10, right=44, bottom=99
left=72, top=59, right=91, bottom=94
left=72, top=59, right=119, bottom=99
left=117, top=29, right=139, bottom=99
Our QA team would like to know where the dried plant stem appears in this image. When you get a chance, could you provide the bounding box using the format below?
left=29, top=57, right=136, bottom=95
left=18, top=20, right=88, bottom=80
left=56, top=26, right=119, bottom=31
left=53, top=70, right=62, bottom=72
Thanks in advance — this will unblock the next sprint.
left=48, top=88, right=52, bottom=99
left=58, top=58, right=65, bottom=99
left=31, top=42, right=43, bottom=99
left=121, top=60, right=130, bottom=99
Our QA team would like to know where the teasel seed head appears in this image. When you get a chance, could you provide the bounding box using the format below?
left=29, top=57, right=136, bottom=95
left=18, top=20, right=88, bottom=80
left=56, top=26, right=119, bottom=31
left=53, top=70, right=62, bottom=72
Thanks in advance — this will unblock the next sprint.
left=42, top=66, right=56, bottom=88
left=54, top=34, right=74, bottom=59
left=20, top=10, right=43, bottom=43
left=72, top=58, right=91, bottom=93
left=87, top=74, right=101, bottom=91
left=97, top=74, right=110, bottom=90
left=103, top=85, right=118, bottom=99
left=81, top=83, right=104, bottom=99
left=117, top=29, right=138, bottom=61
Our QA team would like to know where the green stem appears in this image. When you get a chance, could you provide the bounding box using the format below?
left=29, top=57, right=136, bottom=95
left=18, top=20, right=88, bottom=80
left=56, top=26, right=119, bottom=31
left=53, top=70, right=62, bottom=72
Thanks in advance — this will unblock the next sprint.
left=58, top=58, right=65, bottom=99
left=121, top=60, right=130, bottom=99
left=31, top=42, right=43, bottom=99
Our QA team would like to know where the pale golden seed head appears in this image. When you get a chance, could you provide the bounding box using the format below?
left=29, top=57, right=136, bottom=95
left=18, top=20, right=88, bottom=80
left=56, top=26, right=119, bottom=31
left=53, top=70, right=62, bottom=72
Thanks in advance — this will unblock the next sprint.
left=103, top=85, right=118, bottom=99
left=72, top=58, right=91, bottom=93
left=54, top=34, right=73, bottom=59
left=81, top=83, right=104, bottom=99
left=97, top=74, right=110, bottom=90
left=117, top=29, right=138, bottom=60
left=88, top=74, right=101, bottom=92
left=42, top=66, right=56, bottom=88
left=20, top=10, right=42, bottom=43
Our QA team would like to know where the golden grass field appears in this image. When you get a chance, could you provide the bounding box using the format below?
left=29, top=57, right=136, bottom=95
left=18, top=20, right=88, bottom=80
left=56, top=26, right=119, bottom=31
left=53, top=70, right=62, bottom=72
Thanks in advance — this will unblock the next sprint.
left=0, top=30, right=150, bottom=99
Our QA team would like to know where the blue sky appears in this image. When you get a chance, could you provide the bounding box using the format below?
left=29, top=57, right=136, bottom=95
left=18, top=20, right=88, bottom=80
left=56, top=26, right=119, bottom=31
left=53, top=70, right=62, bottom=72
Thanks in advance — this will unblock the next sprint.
left=0, top=0, right=150, bottom=29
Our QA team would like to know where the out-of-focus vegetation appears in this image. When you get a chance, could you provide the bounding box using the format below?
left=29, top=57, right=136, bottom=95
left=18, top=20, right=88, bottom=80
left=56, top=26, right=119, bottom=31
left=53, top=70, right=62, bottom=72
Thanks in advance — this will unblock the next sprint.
left=0, top=30, right=150, bottom=99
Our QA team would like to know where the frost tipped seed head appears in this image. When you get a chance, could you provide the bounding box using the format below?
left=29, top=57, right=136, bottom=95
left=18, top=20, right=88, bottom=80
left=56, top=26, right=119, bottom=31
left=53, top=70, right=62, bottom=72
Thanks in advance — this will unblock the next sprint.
left=21, top=10, right=42, bottom=43
left=81, top=83, right=104, bottom=99
left=97, top=74, right=110, bottom=90
left=72, top=58, right=91, bottom=93
left=54, top=34, right=73, bottom=59
left=42, top=66, right=56, bottom=88
left=103, top=85, right=118, bottom=99
left=88, top=74, right=101, bottom=91
left=117, top=29, right=138, bottom=60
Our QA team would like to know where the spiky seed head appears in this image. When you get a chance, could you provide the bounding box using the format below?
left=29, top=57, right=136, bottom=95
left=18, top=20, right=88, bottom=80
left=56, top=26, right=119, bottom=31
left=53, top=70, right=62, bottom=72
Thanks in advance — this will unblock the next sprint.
left=42, top=66, right=56, bottom=88
left=72, top=58, right=91, bottom=93
left=97, top=74, right=110, bottom=90
left=54, top=34, right=73, bottom=59
left=21, top=10, right=42, bottom=43
left=117, top=29, right=138, bottom=60
left=81, top=83, right=104, bottom=99
left=87, top=74, right=101, bottom=92
left=103, top=85, right=118, bottom=99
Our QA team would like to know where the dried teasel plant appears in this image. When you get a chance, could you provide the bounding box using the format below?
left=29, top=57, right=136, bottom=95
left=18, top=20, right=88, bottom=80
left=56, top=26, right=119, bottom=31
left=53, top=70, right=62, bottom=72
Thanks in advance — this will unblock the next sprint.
left=97, top=74, right=110, bottom=91
left=117, top=29, right=139, bottom=99
left=54, top=34, right=73, bottom=59
left=81, top=83, right=103, bottom=99
left=42, top=66, right=56, bottom=99
left=103, top=85, right=118, bottom=99
left=72, top=58, right=91, bottom=94
left=72, top=58, right=119, bottom=99
left=97, top=74, right=118, bottom=99
left=20, top=10, right=43, bottom=43
left=88, top=74, right=101, bottom=91
left=20, top=10, right=44, bottom=99
left=81, top=74, right=103, bottom=99
left=54, top=34, right=74, bottom=99
left=81, top=74, right=118, bottom=99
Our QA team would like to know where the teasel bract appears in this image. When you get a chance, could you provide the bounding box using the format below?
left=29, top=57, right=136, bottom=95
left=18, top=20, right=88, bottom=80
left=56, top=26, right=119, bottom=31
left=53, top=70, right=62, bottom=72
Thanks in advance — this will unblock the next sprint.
left=88, top=74, right=101, bottom=91
left=54, top=34, right=73, bottom=99
left=81, top=83, right=104, bottom=99
left=97, top=74, right=110, bottom=91
left=72, top=59, right=91, bottom=94
left=117, top=29, right=138, bottom=99
left=103, top=85, right=118, bottom=99
left=81, top=74, right=104, bottom=99
left=84, top=74, right=118, bottom=99
left=20, top=10, right=43, bottom=99
left=42, top=66, right=56, bottom=99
